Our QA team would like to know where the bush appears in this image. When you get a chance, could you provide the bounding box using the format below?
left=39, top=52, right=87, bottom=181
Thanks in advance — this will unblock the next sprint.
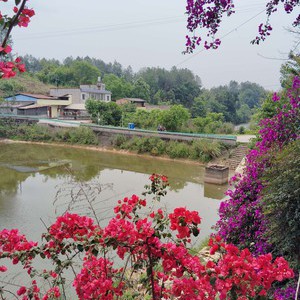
left=262, top=139, right=300, bottom=269
left=166, top=141, right=190, bottom=159
left=238, top=126, right=245, bottom=134
left=190, top=139, right=223, bottom=162
left=111, top=134, right=129, bottom=147
left=66, top=127, right=99, bottom=145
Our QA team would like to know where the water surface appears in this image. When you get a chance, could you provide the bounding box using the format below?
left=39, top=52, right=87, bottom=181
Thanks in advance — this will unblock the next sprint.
left=0, top=141, right=228, bottom=245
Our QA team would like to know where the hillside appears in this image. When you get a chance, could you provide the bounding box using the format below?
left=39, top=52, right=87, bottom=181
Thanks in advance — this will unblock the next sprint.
left=0, top=74, right=53, bottom=98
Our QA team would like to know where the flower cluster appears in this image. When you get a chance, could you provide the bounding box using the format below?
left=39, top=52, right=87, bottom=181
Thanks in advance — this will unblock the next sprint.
left=0, top=57, right=26, bottom=78
left=217, top=76, right=300, bottom=255
left=185, top=0, right=300, bottom=52
left=0, top=228, right=37, bottom=266
left=185, top=0, right=235, bottom=52
left=113, top=194, right=146, bottom=219
left=0, top=175, right=295, bottom=299
left=143, top=173, right=169, bottom=201
left=73, top=256, right=123, bottom=300
left=47, top=212, right=100, bottom=242
left=169, top=207, right=201, bottom=239
left=0, top=0, right=34, bottom=78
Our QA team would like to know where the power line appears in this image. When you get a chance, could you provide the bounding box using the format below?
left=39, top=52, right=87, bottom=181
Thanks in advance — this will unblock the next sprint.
left=176, top=8, right=267, bottom=67
left=13, top=16, right=185, bottom=40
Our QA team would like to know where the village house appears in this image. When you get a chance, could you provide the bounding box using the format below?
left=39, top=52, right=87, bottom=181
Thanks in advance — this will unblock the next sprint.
left=2, top=93, right=71, bottom=118
left=49, top=77, right=112, bottom=104
left=116, top=98, right=146, bottom=108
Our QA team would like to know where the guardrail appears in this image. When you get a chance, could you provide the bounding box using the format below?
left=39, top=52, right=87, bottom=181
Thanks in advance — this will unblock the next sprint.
left=0, top=114, right=237, bottom=144
left=82, top=123, right=237, bottom=143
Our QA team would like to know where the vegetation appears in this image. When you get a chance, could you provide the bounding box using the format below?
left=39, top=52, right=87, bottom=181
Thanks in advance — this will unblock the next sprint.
left=216, top=76, right=300, bottom=298
left=0, top=73, right=52, bottom=98
left=0, top=175, right=294, bottom=299
left=19, top=55, right=267, bottom=125
left=262, top=139, right=300, bottom=269
left=0, top=120, right=227, bottom=163
left=111, top=135, right=225, bottom=162
left=0, top=121, right=99, bottom=145
left=85, top=99, right=122, bottom=126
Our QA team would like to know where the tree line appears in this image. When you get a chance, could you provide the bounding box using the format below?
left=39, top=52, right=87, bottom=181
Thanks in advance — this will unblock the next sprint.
left=20, top=55, right=268, bottom=125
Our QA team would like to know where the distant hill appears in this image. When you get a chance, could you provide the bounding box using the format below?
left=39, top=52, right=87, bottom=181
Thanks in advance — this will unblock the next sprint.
left=0, top=74, right=53, bottom=98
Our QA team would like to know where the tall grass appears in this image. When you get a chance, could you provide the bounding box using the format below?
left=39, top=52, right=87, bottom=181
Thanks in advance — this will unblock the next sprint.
left=111, top=134, right=225, bottom=163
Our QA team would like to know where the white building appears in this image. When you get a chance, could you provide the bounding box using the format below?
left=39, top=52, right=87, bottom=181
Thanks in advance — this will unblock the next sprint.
left=50, top=78, right=112, bottom=104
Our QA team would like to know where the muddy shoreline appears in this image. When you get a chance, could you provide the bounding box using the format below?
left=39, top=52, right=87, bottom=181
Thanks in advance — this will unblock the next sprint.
left=0, top=138, right=208, bottom=166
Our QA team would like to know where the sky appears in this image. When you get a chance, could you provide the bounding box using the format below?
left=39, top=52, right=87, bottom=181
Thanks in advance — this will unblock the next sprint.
left=6, top=0, right=300, bottom=91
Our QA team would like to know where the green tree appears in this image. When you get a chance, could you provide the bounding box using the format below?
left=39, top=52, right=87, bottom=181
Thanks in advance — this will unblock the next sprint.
left=190, top=95, right=207, bottom=118
left=160, top=105, right=190, bottom=131
left=239, top=81, right=266, bottom=109
left=262, top=139, right=300, bottom=268
left=131, top=77, right=151, bottom=100
left=70, top=61, right=100, bottom=85
left=280, top=52, right=300, bottom=88
left=85, top=99, right=122, bottom=126
left=103, top=74, right=133, bottom=100
left=192, top=112, right=225, bottom=133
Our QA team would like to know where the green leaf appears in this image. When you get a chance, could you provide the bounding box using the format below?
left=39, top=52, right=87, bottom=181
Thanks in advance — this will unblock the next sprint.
left=77, top=244, right=84, bottom=252
left=15, top=0, right=21, bottom=6
left=91, top=248, right=99, bottom=257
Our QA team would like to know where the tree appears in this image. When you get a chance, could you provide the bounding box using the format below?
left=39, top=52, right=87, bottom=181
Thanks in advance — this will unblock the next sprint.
left=190, top=95, right=207, bottom=118
left=160, top=105, right=190, bottom=131
left=70, top=61, right=101, bottom=85
left=103, top=74, right=133, bottom=100
left=280, top=52, right=300, bottom=88
left=185, top=0, right=300, bottom=52
left=262, top=139, right=300, bottom=269
left=131, top=77, right=151, bottom=100
left=85, top=99, right=122, bottom=126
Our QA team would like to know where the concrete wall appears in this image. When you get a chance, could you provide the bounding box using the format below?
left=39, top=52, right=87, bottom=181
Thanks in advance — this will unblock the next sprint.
left=204, top=165, right=229, bottom=184
left=50, top=88, right=81, bottom=103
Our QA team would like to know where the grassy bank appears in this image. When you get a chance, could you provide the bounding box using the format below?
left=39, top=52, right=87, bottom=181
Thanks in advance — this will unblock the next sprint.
left=0, top=121, right=229, bottom=163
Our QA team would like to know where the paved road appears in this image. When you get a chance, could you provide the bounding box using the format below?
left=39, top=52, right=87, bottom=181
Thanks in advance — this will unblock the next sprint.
left=236, top=135, right=256, bottom=143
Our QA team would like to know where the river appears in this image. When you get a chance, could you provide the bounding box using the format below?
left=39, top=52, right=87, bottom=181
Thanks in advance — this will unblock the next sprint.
left=0, top=141, right=228, bottom=246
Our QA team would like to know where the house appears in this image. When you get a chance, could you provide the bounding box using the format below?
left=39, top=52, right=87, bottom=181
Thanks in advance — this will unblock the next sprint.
left=49, top=78, right=112, bottom=104
left=144, top=104, right=171, bottom=111
left=62, top=103, right=90, bottom=120
left=116, top=98, right=146, bottom=108
left=2, top=93, right=71, bottom=118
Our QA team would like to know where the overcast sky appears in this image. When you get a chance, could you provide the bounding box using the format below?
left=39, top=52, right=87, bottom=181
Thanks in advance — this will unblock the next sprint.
left=8, top=0, right=300, bottom=90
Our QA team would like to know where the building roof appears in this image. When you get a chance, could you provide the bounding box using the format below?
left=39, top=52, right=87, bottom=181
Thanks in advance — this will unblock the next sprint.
left=18, top=104, right=49, bottom=110
left=80, top=87, right=112, bottom=94
left=0, top=102, right=34, bottom=108
left=18, top=93, right=54, bottom=99
left=64, top=103, right=86, bottom=110
left=144, top=104, right=171, bottom=110
left=5, top=93, right=69, bottom=101
left=117, top=98, right=146, bottom=103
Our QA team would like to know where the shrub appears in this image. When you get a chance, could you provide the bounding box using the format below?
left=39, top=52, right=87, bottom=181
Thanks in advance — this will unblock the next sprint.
left=166, top=141, right=190, bottom=159
left=111, top=134, right=129, bottom=147
left=190, top=139, right=223, bottom=162
left=66, top=127, right=99, bottom=145
left=0, top=175, right=294, bottom=300
left=262, top=139, right=300, bottom=269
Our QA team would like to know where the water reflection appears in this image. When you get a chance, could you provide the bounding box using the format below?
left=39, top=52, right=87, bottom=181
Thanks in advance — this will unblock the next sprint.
left=0, top=141, right=228, bottom=242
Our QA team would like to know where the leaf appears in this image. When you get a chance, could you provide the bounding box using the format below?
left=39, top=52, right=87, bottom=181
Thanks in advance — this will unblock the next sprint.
left=15, top=0, right=21, bottom=5
left=77, top=244, right=84, bottom=252
left=91, top=248, right=99, bottom=257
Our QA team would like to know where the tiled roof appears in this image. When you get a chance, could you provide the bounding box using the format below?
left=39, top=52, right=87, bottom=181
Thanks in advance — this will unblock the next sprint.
left=18, top=93, right=54, bottom=99
left=80, top=88, right=111, bottom=94
left=118, top=98, right=146, bottom=103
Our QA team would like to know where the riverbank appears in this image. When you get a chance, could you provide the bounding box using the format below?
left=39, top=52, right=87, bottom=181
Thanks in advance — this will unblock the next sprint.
left=0, top=121, right=232, bottom=165
left=0, top=138, right=209, bottom=166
